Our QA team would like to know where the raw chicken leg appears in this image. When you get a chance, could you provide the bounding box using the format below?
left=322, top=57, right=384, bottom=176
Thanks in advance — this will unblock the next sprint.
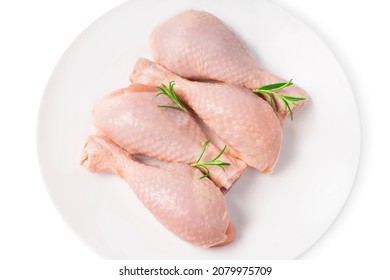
left=130, top=58, right=283, bottom=174
left=150, top=10, right=307, bottom=120
left=93, top=85, right=246, bottom=190
left=81, top=135, right=235, bottom=247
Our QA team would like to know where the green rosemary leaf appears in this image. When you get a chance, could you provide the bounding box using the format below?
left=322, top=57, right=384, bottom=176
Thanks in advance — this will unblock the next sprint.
left=191, top=140, right=230, bottom=179
left=257, top=79, right=293, bottom=91
left=156, top=81, right=188, bottom=112
left=253, top=78, right=305, bottom=120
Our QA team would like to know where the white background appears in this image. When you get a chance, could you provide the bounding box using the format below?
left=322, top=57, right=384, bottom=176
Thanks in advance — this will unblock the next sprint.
left=0, top=0, right=389, bottom=278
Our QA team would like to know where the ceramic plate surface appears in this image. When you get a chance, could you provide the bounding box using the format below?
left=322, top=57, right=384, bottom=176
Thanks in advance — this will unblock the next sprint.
left=38, top=0, right=360, bottom=259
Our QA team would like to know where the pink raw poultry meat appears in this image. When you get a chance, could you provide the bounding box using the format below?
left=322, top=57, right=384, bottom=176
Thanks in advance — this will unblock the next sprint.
left=81, top=135, right=235, bottom=247
left=130, top=58, right=283, bottom=174
left=150, top=10, right=307, bottom=121
left=93, top=84, right=246, bottom=191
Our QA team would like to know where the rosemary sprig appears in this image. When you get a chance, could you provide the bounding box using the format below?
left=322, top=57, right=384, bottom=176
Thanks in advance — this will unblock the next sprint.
left=191, top=140, right=231, bottom=179
left=253, top=79, right=306, bottom=120
left=156, top=81, right=188, bottom=112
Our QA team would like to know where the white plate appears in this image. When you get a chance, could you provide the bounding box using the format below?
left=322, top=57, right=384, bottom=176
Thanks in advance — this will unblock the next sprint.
left=37, top=0, right=360, bottom=259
